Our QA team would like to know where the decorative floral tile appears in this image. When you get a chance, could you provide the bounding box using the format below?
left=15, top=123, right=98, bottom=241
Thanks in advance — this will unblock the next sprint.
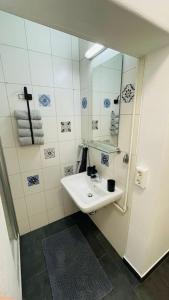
left=82, top=97, right=87, bottom=109
left=27, top=175, right=39, bottom=187
left=92, top=120, right=98, bottom=130
left=44, top=147, right=55, bottom=159
left=61, top=121, right=71, bottom=133
left=64, top=165, right=74, bottom=176
left=104, top=98, right=111, bottom=108
left=39, top=94, right=51, bottom=107
left=101, top=153, right=109, bottom=167
left=122, top=84, right=135, bottom=103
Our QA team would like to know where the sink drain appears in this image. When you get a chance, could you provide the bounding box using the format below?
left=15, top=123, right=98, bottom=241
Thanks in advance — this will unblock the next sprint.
left=87, top=193, right=93, bottom=198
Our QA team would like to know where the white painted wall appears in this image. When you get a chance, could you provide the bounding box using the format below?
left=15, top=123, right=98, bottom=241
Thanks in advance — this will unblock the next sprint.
left=0, top=0, right=169, bottom=57
left=115, top=0, right=169, bottom=32
left=125, top=45, right=169, bottom=276
left=0, top=196, right=20, bottom=299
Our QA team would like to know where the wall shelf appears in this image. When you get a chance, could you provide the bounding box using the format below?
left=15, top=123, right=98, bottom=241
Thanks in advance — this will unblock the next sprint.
left=86, top=141, right=121, bottom=154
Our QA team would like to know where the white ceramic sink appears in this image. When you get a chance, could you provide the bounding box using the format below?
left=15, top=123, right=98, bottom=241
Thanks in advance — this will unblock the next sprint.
left=61, top=172, right=123, bottom=213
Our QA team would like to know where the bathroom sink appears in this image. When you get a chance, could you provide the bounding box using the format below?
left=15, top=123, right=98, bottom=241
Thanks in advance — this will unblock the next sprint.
left=61, top=172, right=123, bottom=213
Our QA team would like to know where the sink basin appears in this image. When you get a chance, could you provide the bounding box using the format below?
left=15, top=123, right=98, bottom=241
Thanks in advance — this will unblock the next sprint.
left=61, top=172, right=123, bottom=213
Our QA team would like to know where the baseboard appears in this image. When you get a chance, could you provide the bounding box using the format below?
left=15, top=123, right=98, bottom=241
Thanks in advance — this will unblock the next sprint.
left=123, top=249, right=169, bottom=280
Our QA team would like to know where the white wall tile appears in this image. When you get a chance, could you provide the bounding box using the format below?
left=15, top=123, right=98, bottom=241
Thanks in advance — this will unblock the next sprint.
left=17, top=215, right=30, bottom=235
left=73, top=61, right=80, bottom=89
left=21, top=169, right=44, bottom=195
left=62, top=188, right=78, bottom=216
left=0, top=117, right=15, bottom=147
left=73, top=90, right=81, bottom=115
left=123, top=55, right=137, bottom=72
left=0, top=11, right=27, bottom=48
left=59, top=140, right=76, bottom=164
left=29, top=212, right=48, bottom=231
left=45, top=188, right=62, bottom=209
left=55, top=88, right=74, bottom=116
left=0, top=82, right=10, bottom=116
left=29, top=51, right=53, bottom=86
left=45, top=188, right=64, bottom=223
left=40, top=143, right=60, bottom=167
left=114, top=152, right=128, bottom=185
left=0, top=45, right=31, bottom=84
left=0, top=13, right=80, bottom=234
left=47, top=207, right=64, bottom=223
left=3, top=148, right=19, bottom=175
left=53, top=56, right=72, bottom=88
left=51, top=29, right=71, bottom=59
left=122, top=68, right=137, bottom=88
left=71, top=36, right=79, bottom=60
left=9, top=174, right=24, bottom=199
left=33, top=86, right=56, bottom=117
left=13, top=196, right=30, bottom=235
left=17, top=146, right=42, bottom=172
left=42, top=165, right=60, bottom=190
left=25, top=191, right=46, bottom=216
left=80, top=59, right=91, bottom=89
left=92, top=91, right=101, bottom=116
left=0, top=58, right=4, bottom=82
left=25, top=20, right=51, bottom=54
left=43, top=117, right=58, bottom=143
left=118, top=115, right=132, bottom=152
left=74, top=116, right=81, bottom=139
left=6, top=84, right=34, bottom=115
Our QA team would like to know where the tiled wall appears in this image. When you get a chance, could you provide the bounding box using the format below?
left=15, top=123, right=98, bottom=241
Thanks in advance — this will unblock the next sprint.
left=80, top=39, right=138, bottom=256
left=0, top=11, right=80, bottom=234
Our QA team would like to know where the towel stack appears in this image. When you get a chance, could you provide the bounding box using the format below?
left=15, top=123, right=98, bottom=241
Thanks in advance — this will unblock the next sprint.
left=110, top=111, right=119, bottom=136
left=14, top=110, right=44, bottom=146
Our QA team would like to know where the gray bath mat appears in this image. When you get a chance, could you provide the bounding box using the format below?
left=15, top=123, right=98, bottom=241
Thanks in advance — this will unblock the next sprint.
left=42, top=225, right=113, bottom=300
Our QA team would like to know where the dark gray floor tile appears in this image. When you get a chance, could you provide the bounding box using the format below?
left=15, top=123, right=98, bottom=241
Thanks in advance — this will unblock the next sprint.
left=22, top=271, right=52, bottom=300
left=44, top=214, right=76, bottom=237
left=21, top=211, right=169, bottom=300
left=135, top=274, right=169, bottom=300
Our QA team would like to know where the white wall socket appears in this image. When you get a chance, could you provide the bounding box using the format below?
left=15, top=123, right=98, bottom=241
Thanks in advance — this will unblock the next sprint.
left=135, top=166, right=148, bottom=189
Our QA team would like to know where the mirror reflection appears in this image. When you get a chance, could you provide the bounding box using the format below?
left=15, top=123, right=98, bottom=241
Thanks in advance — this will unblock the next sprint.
left=80, top=42, right=123, bottom=153
left=91, top=52, right=123, bottom=147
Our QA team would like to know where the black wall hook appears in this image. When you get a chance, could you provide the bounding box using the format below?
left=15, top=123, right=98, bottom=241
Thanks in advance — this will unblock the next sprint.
left=23, top=87, right=34, bottom=144
left=24, top=86, right=32, bottom=101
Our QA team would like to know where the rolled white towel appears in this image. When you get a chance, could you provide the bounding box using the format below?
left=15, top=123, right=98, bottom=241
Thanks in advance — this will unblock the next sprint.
left=14, top=110, right=41, bottom=120
left=18, top=129, right=44, bottom=137
left=19, top=137, right=44, bottom=146
left=17, top=120, right=42, bottom=129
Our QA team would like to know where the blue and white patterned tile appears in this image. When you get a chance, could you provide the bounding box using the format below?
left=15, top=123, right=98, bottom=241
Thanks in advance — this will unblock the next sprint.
left=101, top=153, right=109, bottom=167
left=61, top=121, right=71, bottom=133
left=103, top=98, right=111, bottom=108
left=121, top=84, right=135, bottom=103
left=92, top=120, right=98, bottom=130
left=39, top=94, right=51, bottom=107
left=27, top=175, right=39, bottom=186
left=82, top=97, right=87, bottom=109
left=64, top=165, right=74, bottom=177
left=44, top=147, right=55, bottom=159
left=33, top=86, right=55, bottom=117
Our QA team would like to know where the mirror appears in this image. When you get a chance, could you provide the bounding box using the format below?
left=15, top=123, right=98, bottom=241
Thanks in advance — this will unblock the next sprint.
left=80, top=44, right=123, bottom=153
left=91, top=52, right=123, bottom=147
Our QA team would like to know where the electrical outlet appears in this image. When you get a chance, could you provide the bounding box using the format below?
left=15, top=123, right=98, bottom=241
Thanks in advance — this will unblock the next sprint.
left=135, top=166, right=148, bottom=189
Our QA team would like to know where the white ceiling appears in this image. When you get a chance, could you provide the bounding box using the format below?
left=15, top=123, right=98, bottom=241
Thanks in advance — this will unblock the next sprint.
left=0, top=0, right=169, bottom=57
